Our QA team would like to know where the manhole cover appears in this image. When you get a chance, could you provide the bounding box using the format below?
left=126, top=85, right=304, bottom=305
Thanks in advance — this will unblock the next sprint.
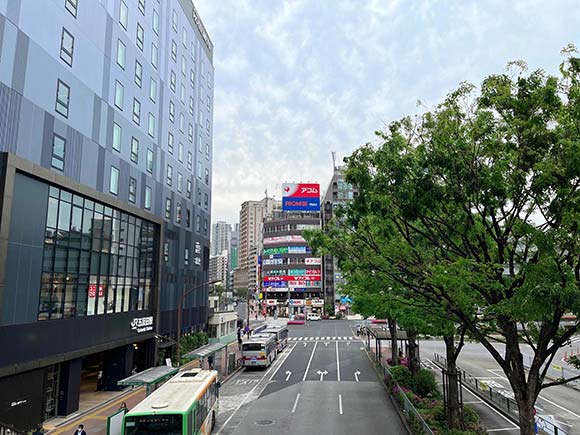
left=255, top=419, right=275, bottom=426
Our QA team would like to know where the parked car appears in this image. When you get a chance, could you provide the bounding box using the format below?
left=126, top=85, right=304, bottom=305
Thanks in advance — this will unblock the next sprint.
left=307, top=313, right=321, bottom=321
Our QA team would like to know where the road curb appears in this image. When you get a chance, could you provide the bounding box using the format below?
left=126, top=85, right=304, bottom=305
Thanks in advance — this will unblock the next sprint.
left=362, top=346, right=413, bottom=435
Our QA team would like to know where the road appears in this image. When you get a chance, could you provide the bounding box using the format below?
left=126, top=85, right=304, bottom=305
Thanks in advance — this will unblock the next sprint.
left=421, top=340, right=580, bottom=435
left=215, top=320, right=406, bottom=435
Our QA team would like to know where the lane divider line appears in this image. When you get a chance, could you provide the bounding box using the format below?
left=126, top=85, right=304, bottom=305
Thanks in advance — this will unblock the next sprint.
left=303, top=341, right=318, bottom=381
left=338, top=394, right=343, bottom=415
left=292, top=393, right=301, bottom=413
left=336, top=340, right=341, bottom=382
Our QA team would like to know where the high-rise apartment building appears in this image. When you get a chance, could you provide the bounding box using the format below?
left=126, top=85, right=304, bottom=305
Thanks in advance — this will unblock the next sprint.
left=321, top=166, right=357, bottom=312
left=0, top=1, right=214, bottom=431
left=210, top=220, right=232, bottom=256
left=209, top=251, right=229, bottom=287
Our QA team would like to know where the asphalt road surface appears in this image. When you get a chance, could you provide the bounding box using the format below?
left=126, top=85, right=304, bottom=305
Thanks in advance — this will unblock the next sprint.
left=421, top=340, right=580, bottom=435
left=215, top=320, right=407, bottom=435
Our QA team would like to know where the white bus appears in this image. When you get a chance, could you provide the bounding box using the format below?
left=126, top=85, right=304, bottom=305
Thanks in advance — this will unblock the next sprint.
left=241, top=334, right=277, bottom=368
left=122, top=369, right=219, bottom=435
left=262, top=324, right=289, bottom=352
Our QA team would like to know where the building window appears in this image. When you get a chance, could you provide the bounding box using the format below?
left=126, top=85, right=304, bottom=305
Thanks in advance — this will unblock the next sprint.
left=177, top=172, right=183, bottom=192
left=132, top=98, right=141, bottom=125
left=198, top=109, right=203, bottom=125
left=203, top=219, right=208, bottom=235
left=205, top=168, right=209, bottom=185
left=190, top=69, right=195, bottom=88
left=168, top=132, right=174, bottom=154
left=176, top=203, right=182, bottom=223
left=119, top=1, right=128, bottom=29
left=191, top=42, right=195, bottom=60
left=206, top=143, right=210, bottom=159
left=130, top=137, right=139, bottom=163
left=55, top=80, right=70, bottom=118
left=206, top=119, right=210, bottom=134
left=188, top=124, right=193, bottom=143
left=180, top=84, right=186, bottom=104
left=204, top=193, right=208, bottom=210
left=189, top=96, right=194, bottom=116
left=165, top=198, right=171, bottom=219
left=201, top=62, right=205, bottom=78
left=151, top=43, right=158, bottom=68
left=186, top=209, right=191, bottom=227
left=128, top=177, right=137, bottom=203
left=51, top=134, right=66, bottom=171
left=170, top=70, right=176, bottom=92
left=179, top=113, right=184, bottom=132
left=65, top=0, right=78, bottom=17
left=172, top=10, right=178, bottom=31
left=166, top=164, right=173, bottom=186
left=187, top=151, right=193, bottom=171
left=181, top=55, right=186, bottom=76
left=184, top=247, right=189, bottom=265
left=145, top=185, right=152, bottom=209
left=164, top=242, right=169, bottom=262
left=178, top=142, right=184, bottom=162
left=60, top=28, right=74, bottom=66
left=152, top=10, right=159, bottom=35
left=136, top=23, right=144, bottom=51
left=207, top=96, right=211, bottom=111
left=169, top=101, right=175, bottom=123
left=171, top=40, right=177, bottom=62
left=115, top=39, right=126, bottom=69
left=138, top=0, right=145, bottom=15
left=114, top=80, right=124, bottom=110
left=197, top=161, right=202, bottom=179
left=195, top=215, right=201, bottom=232
left=146, top=148, right=154, bottom=173
left=112, top=123, right=121, bottom=152
left=149, top=78, right=157, bottom=102
left=181, top=27, right=187, bottom=46
left=134, top=60, right=143, bottom=87
left=148, top=113, right=155, bottom=137
left=110, top=166, right=119, bottom=195
left=186, top=179, right=192, bottom=199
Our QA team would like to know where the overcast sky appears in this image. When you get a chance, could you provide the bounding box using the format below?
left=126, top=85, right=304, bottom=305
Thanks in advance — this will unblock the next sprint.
left=195, top=0, right=580, bottom=224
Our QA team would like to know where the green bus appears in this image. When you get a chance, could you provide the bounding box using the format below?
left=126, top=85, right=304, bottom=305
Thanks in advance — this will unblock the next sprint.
left=122, top=369, right=220, bottom=435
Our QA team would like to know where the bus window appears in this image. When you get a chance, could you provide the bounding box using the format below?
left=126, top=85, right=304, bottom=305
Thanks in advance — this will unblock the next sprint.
left=242, top=343, right=264, bottom=352
left=125, top=415, right=182, bottom=435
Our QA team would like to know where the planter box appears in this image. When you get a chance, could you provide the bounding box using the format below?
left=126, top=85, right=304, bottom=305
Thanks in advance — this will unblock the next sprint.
left=287, top=320, right=305, bottom=325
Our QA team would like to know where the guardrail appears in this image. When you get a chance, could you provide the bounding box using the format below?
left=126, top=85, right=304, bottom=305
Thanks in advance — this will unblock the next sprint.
left=377, top=360, right=436, bottom=435
left=432, top=353, right=567, bottom=435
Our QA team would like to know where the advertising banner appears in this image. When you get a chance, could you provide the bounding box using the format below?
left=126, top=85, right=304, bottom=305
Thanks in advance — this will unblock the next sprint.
left=289, top=280, right=321, bottom=288
left=288, top=299, right=305, bottom=306
left=290, top=287, right=307, bottom=292
left=288, top=269, right=306, bottom=276
left=264, top=235, right=306, bottom=245
left=265, top=275, right=321, bottom=283
left=282, top=183, right=320, bottom=198
left=282, top=197, right=320, bottom=211
left=263, top=258, right=284, bottom=265
left=305, top=257, right=321, bottom=265
left=311, top=300, right=324, bottom=307
left=264, top=247, right=289, bottom=255
left=306, top=269, right=321, bottom=275
left=296, top=223, right=321, bottom=230
left=262, top=281, right=288, bottom=288
left=288, top=246, right=308, bottom=254
left=266, top=299, right=277, bottom=306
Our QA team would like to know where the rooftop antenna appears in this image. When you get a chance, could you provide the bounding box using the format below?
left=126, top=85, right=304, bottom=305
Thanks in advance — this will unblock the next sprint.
left=331, top=151, right=337, bottom=170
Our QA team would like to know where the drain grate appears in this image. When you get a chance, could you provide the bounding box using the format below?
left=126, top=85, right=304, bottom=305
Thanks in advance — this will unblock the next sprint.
left=255, top=419, right=275, bottom=426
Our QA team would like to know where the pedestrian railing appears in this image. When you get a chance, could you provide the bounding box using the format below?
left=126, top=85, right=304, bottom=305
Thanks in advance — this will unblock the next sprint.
left=432, top=353, right=567, bottom=435
left=377, top=361, right=436, bottom=435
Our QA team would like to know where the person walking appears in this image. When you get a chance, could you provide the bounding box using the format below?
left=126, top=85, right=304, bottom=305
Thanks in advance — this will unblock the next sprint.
left=237, top=327, right=243, bottom=350
left=73, top=424, right=87, bottom=435
left=31, top=424, right=44, bottom=435
left=118, top=401, right=128, bottom=414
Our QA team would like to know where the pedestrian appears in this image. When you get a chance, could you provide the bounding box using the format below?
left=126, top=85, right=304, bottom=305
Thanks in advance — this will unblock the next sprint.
left=73, top=424, right=87, bottom=435
left=243, top=325, right=249, bottom=338
left=119, top=401, right=128, bottom=414
left=255, top=313, right=258, bottom=320
left=96, top=370, right=103, bottom=391
left=237, top=327, right=243, bottom=350
left=32, top=424, right=44, bottom=435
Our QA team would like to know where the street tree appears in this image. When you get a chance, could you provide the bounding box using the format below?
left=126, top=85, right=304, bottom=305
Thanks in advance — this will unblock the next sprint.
left=309, top=49, right=580, bottom=435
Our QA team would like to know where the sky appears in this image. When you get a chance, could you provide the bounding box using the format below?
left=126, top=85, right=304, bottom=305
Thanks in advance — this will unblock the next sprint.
left=195, top=0, right=580, bottom=225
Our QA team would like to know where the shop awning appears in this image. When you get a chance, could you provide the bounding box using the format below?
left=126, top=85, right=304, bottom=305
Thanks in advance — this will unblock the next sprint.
left=117, top=366, right=178, bottom=387
left=183, top=342, right=226, bottom=359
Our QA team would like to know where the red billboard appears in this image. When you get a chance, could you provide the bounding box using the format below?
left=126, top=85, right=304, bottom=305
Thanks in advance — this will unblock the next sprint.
left=282, top=183, right=320, bottom=198
left=263, top=275, right=321, bottom=282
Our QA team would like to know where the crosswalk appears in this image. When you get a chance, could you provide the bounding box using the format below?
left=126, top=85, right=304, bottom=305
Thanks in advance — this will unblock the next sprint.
left=288, top=336, right=361, bottom=342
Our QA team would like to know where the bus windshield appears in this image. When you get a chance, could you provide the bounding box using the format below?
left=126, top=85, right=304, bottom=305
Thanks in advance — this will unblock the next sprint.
left=124, top=414, right=182, bottom=435
left=242, top=343, right=264, bottom=351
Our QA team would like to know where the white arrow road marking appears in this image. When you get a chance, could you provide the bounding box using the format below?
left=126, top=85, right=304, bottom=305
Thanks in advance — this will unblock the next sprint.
left=303, top=341, right=318, bottom=381
left=317, top=370, right=328, bottom=381
left=324, top=342, right=329, bottom=347
left=354, top=370, right=361, bottom=382
left=346, top=342, right=350, bottom=346
left=285, top=370, right=292, bottom=381
left=303, top=342, right=307, bottom=347
left=292, top=393, right=301, bottom=413
left=338, top=394, right=343, bottom=415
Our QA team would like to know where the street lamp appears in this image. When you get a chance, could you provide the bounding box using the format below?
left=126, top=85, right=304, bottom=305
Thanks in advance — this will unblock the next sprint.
left=175, top=279, right=222, bottom=364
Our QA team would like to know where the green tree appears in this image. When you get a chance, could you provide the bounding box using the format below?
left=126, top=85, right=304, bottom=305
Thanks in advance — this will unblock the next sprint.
left=308, top=49, right=580, bottom=435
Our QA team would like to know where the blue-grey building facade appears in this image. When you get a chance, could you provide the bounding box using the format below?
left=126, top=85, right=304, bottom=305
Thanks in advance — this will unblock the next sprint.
left=0, top=0, right=214, bottom=431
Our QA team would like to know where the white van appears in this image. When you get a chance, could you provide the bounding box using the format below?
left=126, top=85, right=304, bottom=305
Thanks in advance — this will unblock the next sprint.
left=307, top=313, right=321, bottom=321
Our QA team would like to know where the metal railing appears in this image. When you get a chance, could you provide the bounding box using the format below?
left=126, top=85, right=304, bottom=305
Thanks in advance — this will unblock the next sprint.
left=433, top=353, right=567, bottom=435
left=377, top=361, right=436, bottom=435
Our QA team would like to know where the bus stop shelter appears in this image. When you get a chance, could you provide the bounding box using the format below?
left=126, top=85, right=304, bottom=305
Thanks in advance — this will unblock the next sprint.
left=366, top=325, right=409, bottom=363
left=117, top=365, right=178, bottom=395
left=183, top=342, right=227, bottom=375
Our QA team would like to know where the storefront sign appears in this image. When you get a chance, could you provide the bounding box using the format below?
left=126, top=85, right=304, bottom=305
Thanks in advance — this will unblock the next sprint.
left=288, top=269, right=306, bottom=276
left=288, top=299, right=305, bottom=306
left=306, top=269, right=321, bottom=275
left=130, top=316, right=154, bottom=333
left=264, top=235, right=306, bottom=245
left=311, top=300, right=324, bottom=307
left=88, top=284, right=105, bottom=298
left=266, top=299, right=277, bottom=306
left=10, top=399, right=27, bottom=407
left=282, top=183, right=320, bottom=198
left=305, top=257, right=321, bottom=265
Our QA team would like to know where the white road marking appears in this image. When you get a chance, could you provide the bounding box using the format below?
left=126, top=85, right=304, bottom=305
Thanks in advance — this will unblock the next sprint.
left=269, top=344, right=296, bottom=381
left=216, top=346, right=294, bottom=435
left=298, top=337, right=303, bottom=341
left=487, top=369, right=509, bottom=381
left=285, top=371, right=292, bottom=382
left=317, top=369, right=328, bottom=381
left=336, top=341, right=341, bottom=381
left=303, top=341, right=318, bottom=381
left=354, top=370, right=360, bottom=382
left=338, top=394, right=343, bottom=415
left=537, top=395, right=580, bottom=419
left=332, top=336, right=336, bottom=340
left=309, top=337, right=314, bottom=341
left=291, top=393, right=301, bottom=413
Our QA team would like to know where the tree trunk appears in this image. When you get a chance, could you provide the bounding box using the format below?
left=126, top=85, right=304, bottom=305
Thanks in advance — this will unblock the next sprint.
left=444, top=335, right=462, bottom=430
left=407, top=329, right=419, bottom=375
left=388, top=318, right=399, bottom=365
left=515, top=393, right=535, bottom=435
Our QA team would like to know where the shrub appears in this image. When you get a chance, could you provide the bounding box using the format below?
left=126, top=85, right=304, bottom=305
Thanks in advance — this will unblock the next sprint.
left=390, top=365, right=414, bottom=389
left=413, top=368, right=439, bottom=398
